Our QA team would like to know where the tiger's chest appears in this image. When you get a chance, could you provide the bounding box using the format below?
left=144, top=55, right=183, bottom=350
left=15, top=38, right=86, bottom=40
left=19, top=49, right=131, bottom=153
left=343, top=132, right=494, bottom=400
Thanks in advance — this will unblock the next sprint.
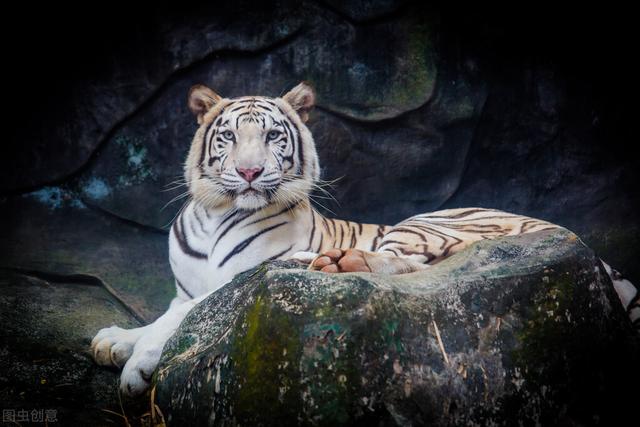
left=168, top=202, right=308, bottom=297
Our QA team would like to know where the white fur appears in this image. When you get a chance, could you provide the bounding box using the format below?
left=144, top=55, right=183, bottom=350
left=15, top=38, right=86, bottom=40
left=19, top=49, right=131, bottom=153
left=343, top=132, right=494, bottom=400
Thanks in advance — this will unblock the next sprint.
left=290, top=251, right=319, bottom=264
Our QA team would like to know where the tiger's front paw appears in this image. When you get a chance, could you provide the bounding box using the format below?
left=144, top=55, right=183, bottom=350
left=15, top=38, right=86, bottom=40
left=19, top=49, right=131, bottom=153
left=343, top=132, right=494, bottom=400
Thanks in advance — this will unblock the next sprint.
left=91, top=326, right=141, bottom=369
left=119, top=334, right=164, bottom=396
left=309, top=248, right=371, bottom=273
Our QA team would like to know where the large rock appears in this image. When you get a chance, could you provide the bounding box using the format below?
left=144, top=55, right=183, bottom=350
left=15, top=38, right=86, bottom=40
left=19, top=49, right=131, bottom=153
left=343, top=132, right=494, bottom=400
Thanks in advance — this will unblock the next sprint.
left=154, top=229, right=638, bottom=426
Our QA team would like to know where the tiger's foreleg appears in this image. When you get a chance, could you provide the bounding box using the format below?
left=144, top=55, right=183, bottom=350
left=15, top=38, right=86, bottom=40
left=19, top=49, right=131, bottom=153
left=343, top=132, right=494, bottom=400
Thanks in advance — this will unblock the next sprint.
left=91, top=296, right=190, bottom=368
left=91, top=291, right=213, bottom=396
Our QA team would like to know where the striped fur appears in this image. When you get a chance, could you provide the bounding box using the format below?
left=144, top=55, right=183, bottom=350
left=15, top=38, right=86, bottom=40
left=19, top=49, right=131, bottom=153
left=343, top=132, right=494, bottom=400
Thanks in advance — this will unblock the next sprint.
left=92, top=82, right=638, bottom=397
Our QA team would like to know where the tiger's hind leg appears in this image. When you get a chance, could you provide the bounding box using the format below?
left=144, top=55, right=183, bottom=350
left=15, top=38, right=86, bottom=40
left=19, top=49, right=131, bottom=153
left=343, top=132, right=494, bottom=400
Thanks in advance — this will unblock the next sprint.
left=310, top=208, right=560, bottom=275
left=309, top=214, right=483, bottom=274
left=309, top=248, right=429, bottom=274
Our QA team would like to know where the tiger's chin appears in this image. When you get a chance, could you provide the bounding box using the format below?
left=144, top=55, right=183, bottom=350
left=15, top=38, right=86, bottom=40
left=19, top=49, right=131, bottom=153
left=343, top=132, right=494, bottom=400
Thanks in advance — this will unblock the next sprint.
left=234, top=189, right=270, bottom=211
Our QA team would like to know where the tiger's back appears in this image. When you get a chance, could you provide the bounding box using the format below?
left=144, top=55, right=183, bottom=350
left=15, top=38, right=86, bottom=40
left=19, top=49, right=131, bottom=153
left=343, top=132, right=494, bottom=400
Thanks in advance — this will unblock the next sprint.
left=302, top=206, right=558, bottom=258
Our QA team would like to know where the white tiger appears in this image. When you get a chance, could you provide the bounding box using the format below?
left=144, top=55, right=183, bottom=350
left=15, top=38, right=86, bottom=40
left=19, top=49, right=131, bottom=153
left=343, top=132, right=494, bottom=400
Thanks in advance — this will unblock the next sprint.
left=91, top=82, right=640, bottom=396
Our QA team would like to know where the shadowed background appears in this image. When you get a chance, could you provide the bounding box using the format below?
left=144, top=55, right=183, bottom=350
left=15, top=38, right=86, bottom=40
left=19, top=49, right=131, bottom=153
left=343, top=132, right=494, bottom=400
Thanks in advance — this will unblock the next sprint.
left=2, top=1, right=638, bottom=316
left=0, top=2, right=637, bottom=423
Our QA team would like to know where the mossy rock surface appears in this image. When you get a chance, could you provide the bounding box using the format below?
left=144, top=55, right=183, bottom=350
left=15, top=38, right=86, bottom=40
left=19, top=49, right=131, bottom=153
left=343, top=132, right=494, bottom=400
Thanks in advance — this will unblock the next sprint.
left=155, top=229, right=638, bottom=426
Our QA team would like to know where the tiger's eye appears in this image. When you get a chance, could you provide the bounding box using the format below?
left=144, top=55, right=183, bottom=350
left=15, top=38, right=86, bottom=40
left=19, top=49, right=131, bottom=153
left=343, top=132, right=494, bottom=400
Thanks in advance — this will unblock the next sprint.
left=267, top=130, right=280, bottom=140
left=222, top=130, right=234, bottom=140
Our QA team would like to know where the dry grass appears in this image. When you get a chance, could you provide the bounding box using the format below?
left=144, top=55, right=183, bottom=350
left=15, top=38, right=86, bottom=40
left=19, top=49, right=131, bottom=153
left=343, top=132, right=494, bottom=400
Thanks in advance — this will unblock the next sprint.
left=100, top=385, right=166, bottom=427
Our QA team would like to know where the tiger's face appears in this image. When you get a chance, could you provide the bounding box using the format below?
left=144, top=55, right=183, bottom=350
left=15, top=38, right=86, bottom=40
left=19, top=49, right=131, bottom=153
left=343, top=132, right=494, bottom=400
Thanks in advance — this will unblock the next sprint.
left=184, top=82, right=320, bottom=211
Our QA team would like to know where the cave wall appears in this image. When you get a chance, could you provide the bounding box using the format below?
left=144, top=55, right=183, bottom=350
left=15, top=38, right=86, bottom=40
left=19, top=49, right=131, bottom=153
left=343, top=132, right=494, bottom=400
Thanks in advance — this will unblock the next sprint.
left=2, top=1, right=638, bottom=282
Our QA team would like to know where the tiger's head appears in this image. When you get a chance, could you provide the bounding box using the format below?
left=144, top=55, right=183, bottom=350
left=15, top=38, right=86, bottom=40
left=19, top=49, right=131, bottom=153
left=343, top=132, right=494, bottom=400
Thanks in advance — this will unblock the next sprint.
left=184, top=82, right=320, bottom=211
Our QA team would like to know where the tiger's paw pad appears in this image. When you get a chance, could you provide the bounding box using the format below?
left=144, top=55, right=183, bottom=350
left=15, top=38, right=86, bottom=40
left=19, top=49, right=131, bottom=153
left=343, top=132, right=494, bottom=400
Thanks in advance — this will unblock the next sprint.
left=310, top=248, right=371, bottom=273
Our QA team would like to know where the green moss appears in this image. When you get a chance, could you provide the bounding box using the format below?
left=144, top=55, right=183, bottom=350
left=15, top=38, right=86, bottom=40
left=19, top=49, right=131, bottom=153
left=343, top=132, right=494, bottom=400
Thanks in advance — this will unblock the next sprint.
left=224, top=273, right=378, bottom=425
left=228, top=288, right=303, bottom=424
left=172, top=334, right=196, bottom=356
left=511, top=273, right=576, bottom=395
left=301, top=15, right=437, bottom=121
left=389, top=20, right=436, bottom=109
left=380, top=319, right=403, bottom=352
left=299, top=322, right=355, bottom=425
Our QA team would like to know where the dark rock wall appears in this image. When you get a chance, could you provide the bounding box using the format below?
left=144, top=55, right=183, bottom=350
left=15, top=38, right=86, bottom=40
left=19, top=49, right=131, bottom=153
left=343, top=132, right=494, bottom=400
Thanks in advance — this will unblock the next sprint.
left=3, top=2, right=638, bottom=281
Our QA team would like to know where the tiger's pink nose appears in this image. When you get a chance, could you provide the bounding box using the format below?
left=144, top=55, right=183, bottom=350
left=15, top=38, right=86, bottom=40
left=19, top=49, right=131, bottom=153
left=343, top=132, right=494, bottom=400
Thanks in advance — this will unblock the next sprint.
left=236, top=167, right=264, bottom=183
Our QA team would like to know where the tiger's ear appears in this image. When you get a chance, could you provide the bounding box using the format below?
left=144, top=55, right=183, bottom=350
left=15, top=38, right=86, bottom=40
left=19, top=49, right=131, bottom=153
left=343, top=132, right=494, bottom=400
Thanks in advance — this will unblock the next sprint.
left=188, top=84, right=222, bottom=124
left=282, top=82, right=315, bottom=122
